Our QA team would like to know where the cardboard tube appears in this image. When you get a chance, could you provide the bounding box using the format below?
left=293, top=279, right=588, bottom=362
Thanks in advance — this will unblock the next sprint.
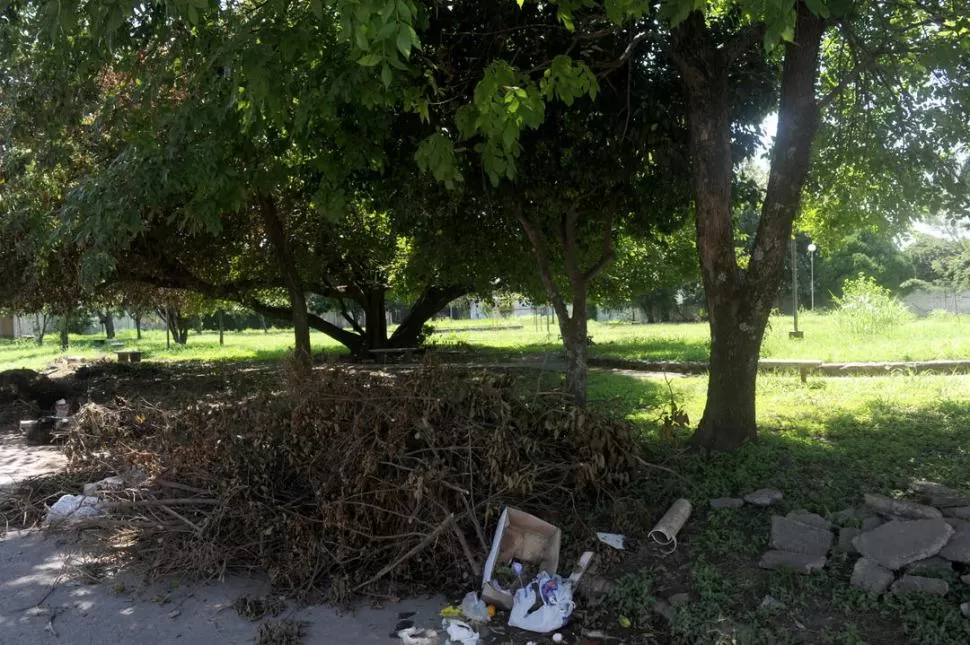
left=648, top=499, right=692, bottom=554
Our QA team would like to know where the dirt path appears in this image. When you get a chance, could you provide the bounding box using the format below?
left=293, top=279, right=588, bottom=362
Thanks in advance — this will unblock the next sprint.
left=0, top=435, right=446, bottom=645
left=0, top=528, right=445, bottom=645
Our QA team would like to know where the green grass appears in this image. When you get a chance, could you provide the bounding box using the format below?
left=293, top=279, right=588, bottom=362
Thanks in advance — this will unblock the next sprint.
left=0, top=328, right=349, bottom=371
left=430, top=311, right=970, bottom=363
left=585, top=370, right=970, bottom=644
left=4, top=312, right=967, bottom=371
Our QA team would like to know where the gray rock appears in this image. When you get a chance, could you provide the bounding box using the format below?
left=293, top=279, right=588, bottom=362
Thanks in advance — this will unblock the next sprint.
left=837, top=527, right=861, bottom=553
left=744, top=489, right=784, bottom=507
left=770, top=516, right=833, bottom=555
left=759, top=595, right=787, bottom=611
left=852, top=519, right=955, bottom=570
left=864, top=493, right=943, bottom=520
left=851, top=558, right=895, bottom=595
left=946, top=518, right=970, bottom=531
left=786, top=512, right=834, bottom=531
left=891, top=575, right=950, bottom=596
left=962, top=574, right=970, bottom=585
left=668, top=593, right=690, bottom=606
left=944, top=506, right=970, bottom=520
left=710, top=497, right=744, bottom=510
left=911, top=481, right=970, bottom=508
left=652, top=599, right=676, bottom=623
left=962, top=602, right=970, bottom=619
left=905, top=556, right=954, bottom=577
left=758, top=550, right=826, bottom=573
left=940, top=523, right=970, bottom=563
left=862, top=516, right=884, bottom=532
left=830, top=507, right=859, bottom=526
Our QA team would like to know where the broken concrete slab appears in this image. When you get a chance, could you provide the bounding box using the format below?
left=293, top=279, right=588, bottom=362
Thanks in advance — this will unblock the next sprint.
left=891, top=575, right=950, bottom=596
left=852, top=519, right=954, bottom=570
left=864, top=493, right=943, bottom=520
left=786, top=512, right=834, bottom=532
left=837, top=527, right=861, bottom=554
left=911, top=481, right=970, bottom=508
left=943, top=507, right=970, bottom=520
left=710, top=497, right=744, bottom=510
left=851, top=558, right=895, bottom=595
left=758, top=550, right=826, bottom=573
left=940, top=523, right=970, bottom=564
left=770, top=516, right=833, bottom=555
left=905, top=556, right=954, bottom=577
left=861, top=516, right=884, bottom=532
left=744, top=489, right=783, bottom=507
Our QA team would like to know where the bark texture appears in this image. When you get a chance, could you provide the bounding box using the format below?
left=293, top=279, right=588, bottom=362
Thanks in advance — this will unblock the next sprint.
left=672, top=5, right=826, bottom=450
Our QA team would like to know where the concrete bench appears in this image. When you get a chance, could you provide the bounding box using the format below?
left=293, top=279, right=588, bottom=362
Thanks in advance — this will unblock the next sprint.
left=116, top=350, right=142, bottom=363
left=759, top=359, right=823, bottom=383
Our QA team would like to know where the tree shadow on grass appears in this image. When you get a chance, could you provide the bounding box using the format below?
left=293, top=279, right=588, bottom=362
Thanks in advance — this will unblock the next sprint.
left=589, top=336, right=712, bottom=363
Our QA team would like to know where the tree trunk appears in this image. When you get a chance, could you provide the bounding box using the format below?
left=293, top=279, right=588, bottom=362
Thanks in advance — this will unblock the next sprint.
left=218, top=309, right=225, bottom=346
left=103, top=312, right=115, bottom=339
left=673, top=6, right=826, bottom=451
left=389, top=284, right=468, bottom=349
left=34, top=313, right=47, bottom=346
left=362, top=288, right=389, bottom=351
left=558, top=310, right=589, bottom=406
left=134, top=314, right=142, bottom=340
left=259, top=196, right=311, bottom=364
left=59, top=312, right=69, bottom=350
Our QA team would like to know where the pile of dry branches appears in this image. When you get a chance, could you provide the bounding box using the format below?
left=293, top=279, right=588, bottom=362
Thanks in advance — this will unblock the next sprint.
left=60, top=365, right=644, bottom=600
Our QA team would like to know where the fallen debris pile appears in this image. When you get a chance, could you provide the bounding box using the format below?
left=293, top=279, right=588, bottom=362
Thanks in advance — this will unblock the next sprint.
left=56, top=365, right=644, bottom=600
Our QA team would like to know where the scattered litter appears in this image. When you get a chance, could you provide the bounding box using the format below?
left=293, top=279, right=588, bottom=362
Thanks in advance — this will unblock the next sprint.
left=443, top=619, right=479, bottom=644
left=508, top=572, right=575, bottom=633
left=459, top=592, right=490, bottom=623
left=55, top=399, right=70, bottom=418
left=552, top=633, right=563, bottom=643
left=596, top=532, right=626, bottom=550
left=648, top=498, right=692, bottom=554
left=398, top=626, right=440, bottom=645
left=482, top=507, right=561, bottom=610
left=82, top=476, right=126, bottom=496
left=167, top=609, right=181, bottom=619
left=46, top=495, right=104, bottom=524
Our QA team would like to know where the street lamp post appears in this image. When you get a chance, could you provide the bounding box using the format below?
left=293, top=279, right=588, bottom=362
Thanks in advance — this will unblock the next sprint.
left=807, top=243, right=817, bottom=310
left=789, top=237, right=803, bottom=339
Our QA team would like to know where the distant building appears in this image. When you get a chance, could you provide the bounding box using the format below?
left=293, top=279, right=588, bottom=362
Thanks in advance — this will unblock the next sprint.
left=0, top=314, right=34, bottom=339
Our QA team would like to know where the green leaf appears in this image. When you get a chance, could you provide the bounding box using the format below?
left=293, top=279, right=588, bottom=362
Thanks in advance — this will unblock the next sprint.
left=396, top=27, right=412, bottom=58
left=357, top=53, right=383, bottom=67
left=309, top=0, right=323, bottom=20
left=804, top=0, right=831, bottom=18
left=381, top=62, right=393, bottom=87
left=516, top=0, right=526, bottom=7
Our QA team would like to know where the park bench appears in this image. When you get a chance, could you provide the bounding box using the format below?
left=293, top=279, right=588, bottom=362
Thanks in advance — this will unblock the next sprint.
left=368, top=348, right=419, bottom=363
left=758, top=359, right=823, bottom=383
left=116, top=350, right=142, bottom=363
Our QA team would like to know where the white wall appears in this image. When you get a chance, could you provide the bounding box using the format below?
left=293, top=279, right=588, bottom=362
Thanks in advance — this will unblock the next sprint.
left=902, top=289, right=970, bottom=315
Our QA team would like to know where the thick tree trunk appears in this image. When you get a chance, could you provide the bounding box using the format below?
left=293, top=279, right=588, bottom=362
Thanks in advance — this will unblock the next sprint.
left=673, top=6, right=826, bottom=451
left=259, top=196, right=311, bottom=364
left=362, top=288, right=389, bottom=351
left=100, top=312, right=115, bottom=339
left=134, top=315, right=142, bottom=340
left=389, top=284, right=469, bottom=348
left=558, top=309, right=589, bottom=406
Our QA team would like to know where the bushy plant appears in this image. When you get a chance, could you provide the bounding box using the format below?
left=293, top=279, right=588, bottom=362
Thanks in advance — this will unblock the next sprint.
left=834, top=274, right=911, bottom=336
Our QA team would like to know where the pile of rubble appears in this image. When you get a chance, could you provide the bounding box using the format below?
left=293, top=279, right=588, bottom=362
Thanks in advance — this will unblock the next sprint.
left=742, top=482, right=970, bottom=616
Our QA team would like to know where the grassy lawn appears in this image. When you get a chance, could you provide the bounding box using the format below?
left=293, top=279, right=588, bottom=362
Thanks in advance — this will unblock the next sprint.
left=3, top=312, right=967, bottom=371
left=586, top=370, right=970, bottom=644
left=431, top=311, right=970, bottom=363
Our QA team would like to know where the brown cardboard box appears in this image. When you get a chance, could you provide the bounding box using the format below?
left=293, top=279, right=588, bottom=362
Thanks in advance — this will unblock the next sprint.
left=481, top=507, right=562, bottom=610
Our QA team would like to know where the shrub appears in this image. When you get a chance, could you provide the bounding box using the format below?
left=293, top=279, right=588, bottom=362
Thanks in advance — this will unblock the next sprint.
left=834, top=274, right=911, bottom=336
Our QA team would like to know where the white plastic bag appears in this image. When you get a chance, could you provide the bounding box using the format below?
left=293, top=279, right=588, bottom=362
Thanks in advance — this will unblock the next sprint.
left=460, top=592, right=490, bottom=623
left=46, top=495, right=104, bottom=524
left=443, top=619, right=479, bottom=645
left=508, top=572, right=575, bottom=633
